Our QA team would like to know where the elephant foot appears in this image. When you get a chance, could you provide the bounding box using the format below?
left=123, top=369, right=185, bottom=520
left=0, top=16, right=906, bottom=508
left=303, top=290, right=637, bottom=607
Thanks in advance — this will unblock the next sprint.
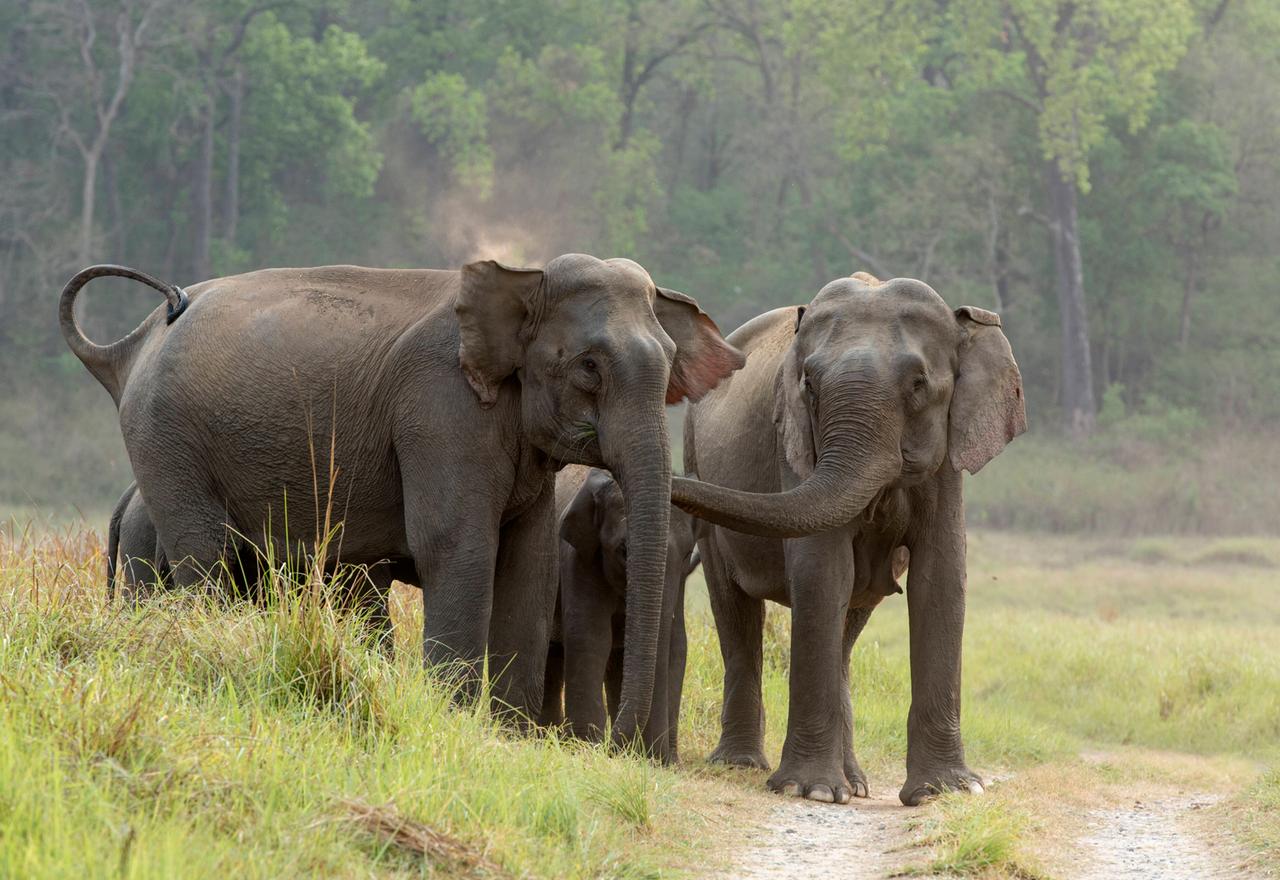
left=899, top=765, right=985, bottom=806
left=708, top=742, right=771, bottom=771
left=844, top=756, right=870, bottom=799
left=768, top=761, right=853, bottom=805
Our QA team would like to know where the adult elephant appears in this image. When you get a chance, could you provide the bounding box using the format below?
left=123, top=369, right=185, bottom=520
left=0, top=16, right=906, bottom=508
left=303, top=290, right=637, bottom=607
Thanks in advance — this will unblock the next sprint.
left=672, top=272, right=1026, bottom=805
left=59, top=256, right=743, bottom=739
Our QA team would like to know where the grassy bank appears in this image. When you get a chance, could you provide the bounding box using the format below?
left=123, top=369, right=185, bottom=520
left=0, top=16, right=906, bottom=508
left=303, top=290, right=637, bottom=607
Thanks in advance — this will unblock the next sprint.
left=3, top=521, right=1278, bottom=877
left=0, top=525, right=728, bottom=879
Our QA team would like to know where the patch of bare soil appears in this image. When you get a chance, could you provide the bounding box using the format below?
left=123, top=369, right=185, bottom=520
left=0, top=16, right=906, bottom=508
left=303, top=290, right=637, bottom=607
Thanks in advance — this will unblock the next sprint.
left=716, top=787, right=918, bottom=880
left=1077, top=793, right=1258, bottom=880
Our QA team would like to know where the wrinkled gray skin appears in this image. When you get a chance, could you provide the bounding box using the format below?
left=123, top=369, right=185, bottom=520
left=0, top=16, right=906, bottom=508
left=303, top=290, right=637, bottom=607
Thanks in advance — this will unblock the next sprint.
left=61, top=256, right=743, bottom=736
left=106, top=481, right=167, bottom=603
left=105, top=480, right=404, bottom=646
left=672, top=273, right=1026, bottom=805
left=540, top=465, right=701, bottom=762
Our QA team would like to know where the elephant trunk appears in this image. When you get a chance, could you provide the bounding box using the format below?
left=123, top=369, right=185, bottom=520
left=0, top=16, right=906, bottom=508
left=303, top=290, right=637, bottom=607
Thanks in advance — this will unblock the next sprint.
left=673, top=390, right=899, bottom=538
left=600, top=384, right=672, bottom=749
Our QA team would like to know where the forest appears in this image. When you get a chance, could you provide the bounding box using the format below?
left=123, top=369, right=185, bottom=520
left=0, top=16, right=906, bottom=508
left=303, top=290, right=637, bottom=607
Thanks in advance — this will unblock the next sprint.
left=2, top=0, right=1278, bottom=524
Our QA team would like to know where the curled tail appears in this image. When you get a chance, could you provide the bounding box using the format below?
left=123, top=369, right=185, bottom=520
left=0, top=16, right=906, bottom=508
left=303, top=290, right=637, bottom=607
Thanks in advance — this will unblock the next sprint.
left=59, top=264, right=189, bottom=401
left=106, top=482, right=136, bottom=602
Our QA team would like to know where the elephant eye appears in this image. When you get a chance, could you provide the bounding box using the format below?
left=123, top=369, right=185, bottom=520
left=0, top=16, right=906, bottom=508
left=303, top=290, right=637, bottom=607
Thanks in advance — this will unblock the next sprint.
left=582, top=356, right=598, bottom=372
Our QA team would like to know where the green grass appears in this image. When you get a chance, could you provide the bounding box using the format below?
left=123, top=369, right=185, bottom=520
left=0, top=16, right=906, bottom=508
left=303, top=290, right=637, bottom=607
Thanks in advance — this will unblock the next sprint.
left=908, top=795, right=1045, bottom=879
left=0, top=525, right=718, bottom=879
left=4, top=520, right=1279, bottom=877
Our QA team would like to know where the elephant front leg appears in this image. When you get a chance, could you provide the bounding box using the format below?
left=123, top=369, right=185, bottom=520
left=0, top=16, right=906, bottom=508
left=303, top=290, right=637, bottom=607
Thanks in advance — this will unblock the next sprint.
left=769, top=530, right=856, bottom=804
left=409, top=498, right=500, bottom=704
left=489, top=486, right=558, bottom=725
left=901, top=467, right=983, bottom=806
left=704, top=536, right=769, bottom=770
left=561, top=546, right=615, bottom=741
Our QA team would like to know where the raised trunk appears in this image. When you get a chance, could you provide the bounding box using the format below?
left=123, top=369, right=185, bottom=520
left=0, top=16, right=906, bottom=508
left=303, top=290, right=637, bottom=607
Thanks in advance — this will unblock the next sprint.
left=1045, top=164, right=1095, bottom=436
left=601, top=393, right=672, bottom=747
left=672, top=425, right=898, bottom=539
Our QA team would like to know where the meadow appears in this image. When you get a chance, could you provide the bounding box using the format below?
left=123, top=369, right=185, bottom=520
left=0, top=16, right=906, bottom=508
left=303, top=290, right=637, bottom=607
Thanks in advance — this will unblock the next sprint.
left=2, top=519, right=1277, bottom=878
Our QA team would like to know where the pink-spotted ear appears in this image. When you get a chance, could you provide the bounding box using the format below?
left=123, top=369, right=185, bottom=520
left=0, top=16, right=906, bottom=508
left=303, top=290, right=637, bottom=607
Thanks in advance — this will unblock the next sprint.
left=948, top=306, right=1027, bottom=473
left=653, top=287, right=745, bottom=404
left=456, top=260, right=544, bottom=406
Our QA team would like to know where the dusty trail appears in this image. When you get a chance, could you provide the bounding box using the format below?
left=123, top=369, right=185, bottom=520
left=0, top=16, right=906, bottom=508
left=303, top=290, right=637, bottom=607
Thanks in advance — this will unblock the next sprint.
left=1076, top=793, right=1256, bottom=880
left=717, top=788, right=916, bottom=880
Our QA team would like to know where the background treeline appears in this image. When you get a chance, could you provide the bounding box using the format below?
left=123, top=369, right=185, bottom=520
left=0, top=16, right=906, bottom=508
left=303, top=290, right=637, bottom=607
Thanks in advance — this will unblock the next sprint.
left=2, top=0, right=1278, bottom=532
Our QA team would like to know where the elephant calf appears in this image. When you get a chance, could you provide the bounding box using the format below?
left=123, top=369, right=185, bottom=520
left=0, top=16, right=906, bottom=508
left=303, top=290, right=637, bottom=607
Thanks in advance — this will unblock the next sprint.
left=541, top=466, right=700, bottom=763
left=106, top=481, right=168, bottom=603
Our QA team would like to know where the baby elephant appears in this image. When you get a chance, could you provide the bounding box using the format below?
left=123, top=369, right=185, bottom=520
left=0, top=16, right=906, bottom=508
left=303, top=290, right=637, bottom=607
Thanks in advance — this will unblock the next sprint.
left=543, top=467, right=700, bottom=763
left=106, top=482, right=168, bottom=603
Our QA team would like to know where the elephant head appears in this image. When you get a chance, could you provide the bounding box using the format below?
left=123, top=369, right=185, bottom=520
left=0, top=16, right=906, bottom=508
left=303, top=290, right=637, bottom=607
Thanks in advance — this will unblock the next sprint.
left=672, top=273, right=1025, bottom=537
left=456, top=254, right=743, bottom=744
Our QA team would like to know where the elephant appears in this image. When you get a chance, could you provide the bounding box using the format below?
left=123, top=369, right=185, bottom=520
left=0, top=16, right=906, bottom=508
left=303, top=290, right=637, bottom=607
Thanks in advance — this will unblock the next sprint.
left=106, top=481, right=168, bottom=603
left=540, top=465, right=701, bottom=762
left=669, top=272, right=1026, bottom=805
left=105, top=481, right=402, bottom=645
left=60, top=256, right=744, bottom=739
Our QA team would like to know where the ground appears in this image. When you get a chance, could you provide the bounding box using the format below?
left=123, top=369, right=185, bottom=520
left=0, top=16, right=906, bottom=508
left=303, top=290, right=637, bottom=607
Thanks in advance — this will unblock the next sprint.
left=1, top=520, right=1277, bottom=878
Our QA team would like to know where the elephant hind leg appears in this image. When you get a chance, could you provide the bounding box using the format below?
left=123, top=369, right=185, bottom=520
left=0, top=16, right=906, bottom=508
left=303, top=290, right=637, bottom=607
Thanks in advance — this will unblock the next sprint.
left=704, top=533, right=769, bottom=770
left=841, top=605, right=875, bottom=798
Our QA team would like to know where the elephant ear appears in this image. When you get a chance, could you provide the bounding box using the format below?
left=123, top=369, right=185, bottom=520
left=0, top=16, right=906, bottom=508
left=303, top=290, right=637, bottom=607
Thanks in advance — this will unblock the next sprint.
left=653, top=287, right=746, bottom=404
left=559, top=469, right=604, bottom=559
left=772, top=307, right=815, bottom=477
left=456, top=259, right=545, bottom=406
left=948, top=306, right=1027, bottom=474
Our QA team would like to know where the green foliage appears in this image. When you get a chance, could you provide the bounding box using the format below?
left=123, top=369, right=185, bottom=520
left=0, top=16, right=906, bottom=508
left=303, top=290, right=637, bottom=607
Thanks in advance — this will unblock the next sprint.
left=2, top=0, right=1279, bottom=511
left=411, top=72, right=494, bottom=195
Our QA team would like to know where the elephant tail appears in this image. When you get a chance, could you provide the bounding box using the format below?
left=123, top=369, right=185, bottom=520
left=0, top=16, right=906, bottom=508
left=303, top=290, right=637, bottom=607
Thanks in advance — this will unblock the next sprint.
left=59, top=264, right=189, bottom=403
left=106, top=482, right=135, bottom=602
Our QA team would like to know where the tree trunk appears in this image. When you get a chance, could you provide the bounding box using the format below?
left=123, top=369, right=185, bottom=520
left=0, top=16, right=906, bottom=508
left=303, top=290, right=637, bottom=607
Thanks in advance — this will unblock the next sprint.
left=222, top=66, right=243, bottom=243
left=1045, top=164, right=1096, bottom=436
left=103, top=147, right=126, bottom=258
left=191, top=90, right=215, bottom=282
left=78, top=149, right=99, bottom=265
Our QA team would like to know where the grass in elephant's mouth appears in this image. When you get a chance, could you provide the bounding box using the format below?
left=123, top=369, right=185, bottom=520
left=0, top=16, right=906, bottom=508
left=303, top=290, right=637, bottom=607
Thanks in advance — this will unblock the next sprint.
left=2, top=522, right=1279, bottom=878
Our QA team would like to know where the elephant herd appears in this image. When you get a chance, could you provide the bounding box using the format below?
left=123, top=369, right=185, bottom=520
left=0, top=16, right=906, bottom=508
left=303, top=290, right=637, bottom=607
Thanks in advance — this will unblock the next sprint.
left=61, top=254, right=1025, bottom=806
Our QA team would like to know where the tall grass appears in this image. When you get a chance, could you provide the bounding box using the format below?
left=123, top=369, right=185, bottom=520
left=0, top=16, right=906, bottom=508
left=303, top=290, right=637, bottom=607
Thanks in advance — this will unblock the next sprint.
left=0, top=521, right=710, bottom=879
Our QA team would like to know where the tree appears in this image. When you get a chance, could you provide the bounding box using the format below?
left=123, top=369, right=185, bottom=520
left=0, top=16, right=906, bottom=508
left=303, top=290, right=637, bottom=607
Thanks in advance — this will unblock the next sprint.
left=32, top=0, right=171, bottom=265
left=955, top=0, right=1195, bottom=434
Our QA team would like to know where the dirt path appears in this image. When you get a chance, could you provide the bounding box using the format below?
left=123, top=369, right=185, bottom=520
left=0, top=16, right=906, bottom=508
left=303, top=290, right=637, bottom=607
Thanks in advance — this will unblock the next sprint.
left=716, top=787, right=917, bottom=880
left=1076, top=793, right=1259, bottom=880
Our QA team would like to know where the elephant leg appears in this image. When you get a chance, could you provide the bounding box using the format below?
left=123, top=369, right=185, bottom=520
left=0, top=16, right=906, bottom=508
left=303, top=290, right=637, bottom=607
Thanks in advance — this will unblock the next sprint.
left=642, top=576, right=678, bottom=764
left=407, top=491, right=500, bottom=704
left=146, top=492, right=236, bottom=592
left=539, top=641, right=565, bottom=727
left=339, top=565, right=394, bottom=655
left=488, top=485, right=558, bottom=725
left=667, top=579, right=688, bottom=764
left=901, top=466, right=982, bottom=806
left=768, top=530, right=856, bottom=804
left=562, top=553, right=615, bottom=741
left=841, top=605, right=875, bottom=798
left=705, top=534, right=769, bottom=770
left=604, top=636, right=624, bottom=722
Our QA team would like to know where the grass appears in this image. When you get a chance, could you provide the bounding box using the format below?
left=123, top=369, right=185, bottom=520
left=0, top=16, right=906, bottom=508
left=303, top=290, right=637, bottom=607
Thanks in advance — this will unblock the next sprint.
left=0, top=523, right=723, bottom=879
left=3, top=518, right=1279, bottom=877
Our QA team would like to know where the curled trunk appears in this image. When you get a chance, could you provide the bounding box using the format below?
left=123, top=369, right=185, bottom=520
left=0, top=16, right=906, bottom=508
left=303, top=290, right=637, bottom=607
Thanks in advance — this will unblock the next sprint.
left=673, top=403, right=899, bottom=538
